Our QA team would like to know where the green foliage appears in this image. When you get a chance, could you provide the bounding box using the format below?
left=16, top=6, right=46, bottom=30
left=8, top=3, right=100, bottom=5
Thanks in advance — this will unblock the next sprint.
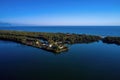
left=0, top=30, right=102, bottom=44
left=102, top=36, right=120, bottom=45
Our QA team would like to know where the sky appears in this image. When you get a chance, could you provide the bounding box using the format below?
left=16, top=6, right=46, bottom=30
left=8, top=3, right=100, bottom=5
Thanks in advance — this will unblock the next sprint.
left=0, top=0, right=120, bottom=26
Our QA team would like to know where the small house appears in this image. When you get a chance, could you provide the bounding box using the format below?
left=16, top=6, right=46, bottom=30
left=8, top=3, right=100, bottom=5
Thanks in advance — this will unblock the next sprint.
left=58, top=46, right=64, bottom=49
left=49, top=44, right=53, bottom=48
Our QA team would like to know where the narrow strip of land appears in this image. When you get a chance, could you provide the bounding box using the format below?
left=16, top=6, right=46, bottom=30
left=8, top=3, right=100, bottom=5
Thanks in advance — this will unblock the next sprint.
left=0, top=30, right=119, bottom=53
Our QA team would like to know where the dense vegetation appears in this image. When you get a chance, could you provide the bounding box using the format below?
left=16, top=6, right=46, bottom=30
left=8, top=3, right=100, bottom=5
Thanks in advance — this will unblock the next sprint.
left=0, top=30, right=120, bottom=53
left=102, top=36, right=120, bottom=45
left=0, top=30, right=102, bottom=44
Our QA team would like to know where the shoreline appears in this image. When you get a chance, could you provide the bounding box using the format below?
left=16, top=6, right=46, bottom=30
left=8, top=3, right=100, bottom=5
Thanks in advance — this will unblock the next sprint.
left=0, top=30, right=120, bottom=53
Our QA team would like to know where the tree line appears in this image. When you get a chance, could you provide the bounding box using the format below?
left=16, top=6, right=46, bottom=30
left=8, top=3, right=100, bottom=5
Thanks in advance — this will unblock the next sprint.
left=0, top=30, right=102, bottom=44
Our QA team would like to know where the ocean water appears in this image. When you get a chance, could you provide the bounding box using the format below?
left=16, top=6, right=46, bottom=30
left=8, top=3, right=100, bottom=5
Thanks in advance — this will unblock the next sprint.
left=0, top=26, right=120, bottom=80
left=0, top=26, right=120, bottom=36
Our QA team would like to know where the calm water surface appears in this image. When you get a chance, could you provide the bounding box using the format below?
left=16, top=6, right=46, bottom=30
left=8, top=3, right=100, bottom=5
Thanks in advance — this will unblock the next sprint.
left=0, top=26, right=120, bottom=80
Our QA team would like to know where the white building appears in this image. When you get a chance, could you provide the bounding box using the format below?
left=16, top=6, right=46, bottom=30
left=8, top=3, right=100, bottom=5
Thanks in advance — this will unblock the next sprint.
left=49, top=44, right=53, bottom=48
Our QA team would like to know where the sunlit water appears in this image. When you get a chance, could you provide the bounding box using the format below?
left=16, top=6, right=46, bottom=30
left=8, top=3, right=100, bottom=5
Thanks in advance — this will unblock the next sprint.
left=0, top=26, right=120, bottom=80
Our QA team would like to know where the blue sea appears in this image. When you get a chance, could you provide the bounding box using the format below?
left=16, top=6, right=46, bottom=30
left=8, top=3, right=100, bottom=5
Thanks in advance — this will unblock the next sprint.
left=0, top=26, right=120, bottom=80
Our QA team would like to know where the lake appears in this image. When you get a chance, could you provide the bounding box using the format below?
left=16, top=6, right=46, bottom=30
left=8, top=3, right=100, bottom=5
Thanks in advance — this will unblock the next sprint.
left=0, top=26, right=120, bottom=80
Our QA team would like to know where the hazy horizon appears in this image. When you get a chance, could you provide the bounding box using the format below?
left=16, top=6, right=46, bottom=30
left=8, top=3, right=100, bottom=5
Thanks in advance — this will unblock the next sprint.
left=0, top=0, right=120, bottom=26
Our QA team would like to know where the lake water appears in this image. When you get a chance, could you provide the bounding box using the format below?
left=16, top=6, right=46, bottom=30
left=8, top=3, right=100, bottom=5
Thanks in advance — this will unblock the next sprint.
left=0, top=26, right=120, bottom=80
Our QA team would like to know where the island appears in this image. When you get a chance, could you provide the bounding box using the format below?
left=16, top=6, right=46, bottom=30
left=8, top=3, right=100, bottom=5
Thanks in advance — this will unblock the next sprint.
left=0, top=30, right=120, bottom=53
left=102, top=36, right=120, bottom=45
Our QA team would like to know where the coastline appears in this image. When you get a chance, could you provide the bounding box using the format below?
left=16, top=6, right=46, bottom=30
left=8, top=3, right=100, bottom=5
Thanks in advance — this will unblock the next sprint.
left=0, top=30, right=120, bottom=53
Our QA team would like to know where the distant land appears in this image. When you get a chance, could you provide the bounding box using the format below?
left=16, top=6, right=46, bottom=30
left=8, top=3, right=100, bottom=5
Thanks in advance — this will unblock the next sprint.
left=0, top=22, right=12, bottom=26
left=1, top=22, right=120, bottom=27
left=0, top=22, right=27, bottom=27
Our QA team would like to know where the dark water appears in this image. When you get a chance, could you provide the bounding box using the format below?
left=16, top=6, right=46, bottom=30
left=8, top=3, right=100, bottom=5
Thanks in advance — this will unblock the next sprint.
left=0, top=26, right=120, bottom=80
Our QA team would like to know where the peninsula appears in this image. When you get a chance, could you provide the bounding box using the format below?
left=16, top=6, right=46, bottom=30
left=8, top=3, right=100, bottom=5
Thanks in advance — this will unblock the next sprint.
left=0, top=30, right=120, bottom=53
